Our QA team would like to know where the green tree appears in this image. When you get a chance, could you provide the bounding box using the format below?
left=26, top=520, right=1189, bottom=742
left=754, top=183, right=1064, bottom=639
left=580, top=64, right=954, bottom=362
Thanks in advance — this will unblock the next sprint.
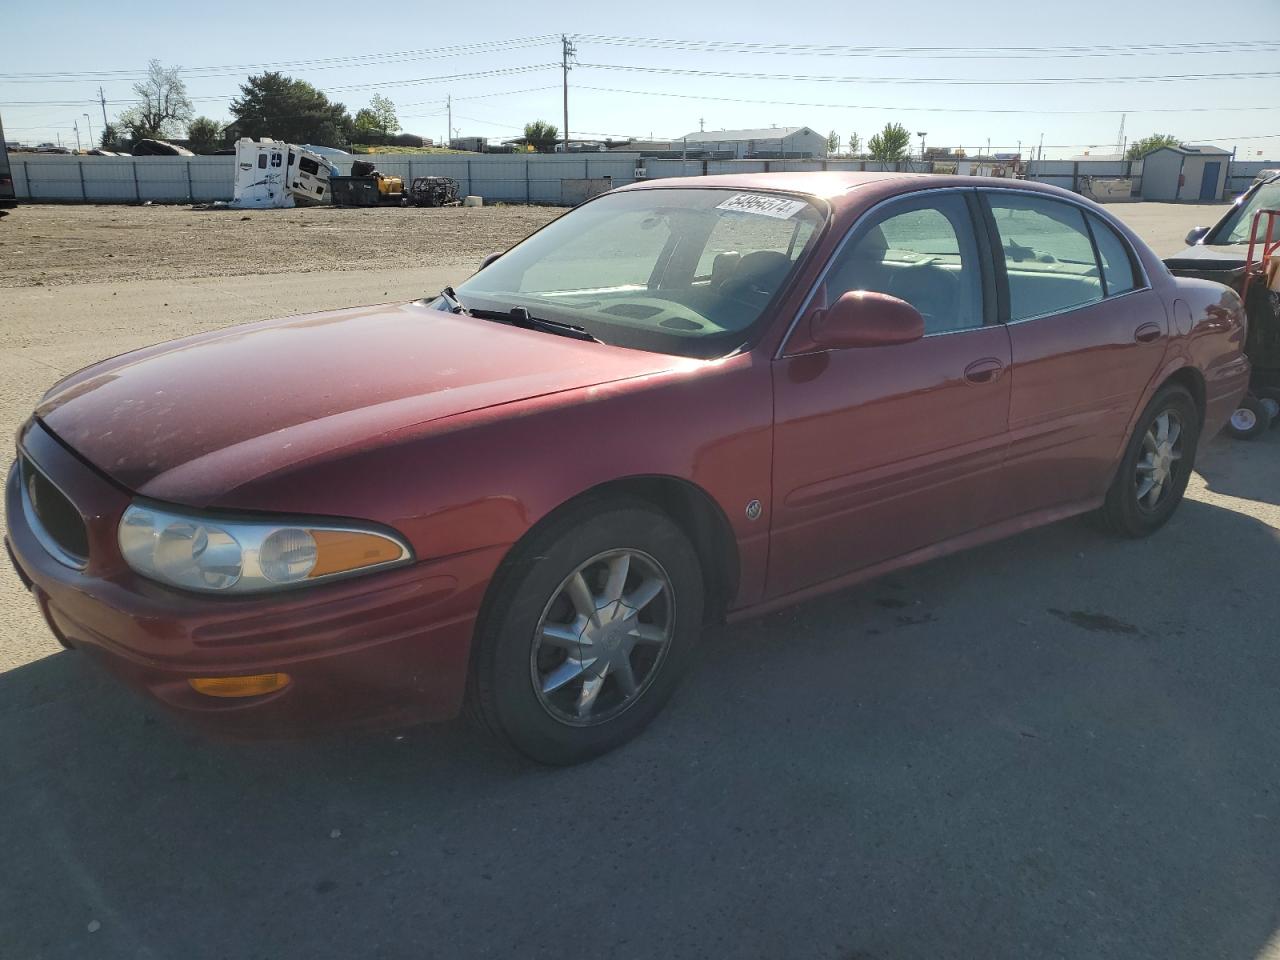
left=353, top=108, right=381, bottom=140
left=230, top=72, right=354, bottom=146
left=118, top=59, right=192, bottom=141
left=1126, top=133, right=1180, bottom=160
left=848, top=132, right=862, bottom=157
left=100, top=122, right=125, bottom=150
left=186, top=116, right=224, bottom=153
left=826, top=130, right=840, bottom=154
left=868, top=122, right=911, bottom=162
left=367, top=94, right=399, bottom=135
left=523, top=119, right=560, bottom=152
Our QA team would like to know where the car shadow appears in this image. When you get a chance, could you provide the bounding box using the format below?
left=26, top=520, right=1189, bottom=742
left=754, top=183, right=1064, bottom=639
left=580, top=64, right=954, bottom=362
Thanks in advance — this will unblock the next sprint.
left=2, top=495, right=1279, bottom=960
left=1195, top=431, right=1280, bottom=507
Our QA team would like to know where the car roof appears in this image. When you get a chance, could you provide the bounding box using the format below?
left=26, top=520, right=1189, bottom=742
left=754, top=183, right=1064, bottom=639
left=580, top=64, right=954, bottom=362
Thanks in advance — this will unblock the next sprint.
left=618, top=170, right=1085, bottom=213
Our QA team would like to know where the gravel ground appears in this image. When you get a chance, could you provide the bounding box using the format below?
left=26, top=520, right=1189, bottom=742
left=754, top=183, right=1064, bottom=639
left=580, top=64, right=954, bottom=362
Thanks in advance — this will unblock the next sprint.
left=4, top=197, right=1280, bottom=960
left=0, top=203, right=562, bottom=287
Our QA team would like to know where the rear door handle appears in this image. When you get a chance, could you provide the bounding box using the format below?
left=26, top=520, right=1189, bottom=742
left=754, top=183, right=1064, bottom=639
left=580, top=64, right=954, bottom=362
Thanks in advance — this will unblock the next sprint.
left=1134, top=322, right=1163, bottom=343
left=963, top=357, right=1005, bottom=385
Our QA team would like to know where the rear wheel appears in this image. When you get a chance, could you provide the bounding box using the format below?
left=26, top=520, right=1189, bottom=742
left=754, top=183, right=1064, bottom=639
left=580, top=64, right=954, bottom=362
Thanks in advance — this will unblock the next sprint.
left=1223, top=395, right=1272, bottom=440
left=467, top=501, right=703, bottom=765
left=1100, top=385, right=1200, bottom=538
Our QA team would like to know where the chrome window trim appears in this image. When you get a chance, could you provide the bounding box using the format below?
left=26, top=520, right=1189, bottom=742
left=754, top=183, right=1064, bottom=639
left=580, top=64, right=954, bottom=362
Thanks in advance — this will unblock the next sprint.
left=776, top=183, right=1155, bottom=356
left=777, top=185, right=987, bottom=358
left=17, top=449, right=88, bottom=571
left=1003, top=286, right=1151, bottom=326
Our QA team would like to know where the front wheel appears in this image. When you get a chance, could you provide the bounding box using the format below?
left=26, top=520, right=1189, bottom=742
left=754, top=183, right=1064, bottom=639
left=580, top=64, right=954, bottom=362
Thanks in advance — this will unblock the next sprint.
left=467, top=501, right=704, bottom=765
left=1099, top=385, right=1201, bottom=538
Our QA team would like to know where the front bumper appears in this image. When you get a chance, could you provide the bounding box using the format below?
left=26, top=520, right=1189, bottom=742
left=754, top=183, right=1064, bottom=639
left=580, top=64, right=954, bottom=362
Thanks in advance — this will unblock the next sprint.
left=4, top=422, right=501, bottom=738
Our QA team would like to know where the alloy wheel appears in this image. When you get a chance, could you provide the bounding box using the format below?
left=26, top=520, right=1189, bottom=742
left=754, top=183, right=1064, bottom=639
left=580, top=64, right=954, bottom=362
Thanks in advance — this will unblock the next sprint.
left=530, top=549, right=674, bottom=726
left=1135, top=409, right=1185, bottom=511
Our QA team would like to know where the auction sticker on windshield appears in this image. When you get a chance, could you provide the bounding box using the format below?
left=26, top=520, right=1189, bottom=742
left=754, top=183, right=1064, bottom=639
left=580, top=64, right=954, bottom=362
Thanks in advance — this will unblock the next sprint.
left=715, top=194, right=809, bottom=219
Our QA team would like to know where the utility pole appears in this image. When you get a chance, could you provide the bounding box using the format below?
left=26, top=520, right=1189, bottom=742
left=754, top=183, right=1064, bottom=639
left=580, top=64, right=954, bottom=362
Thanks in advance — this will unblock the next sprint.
left=73, top=121, right=82, bottom=152
left=699, top=116, right=705, bottom=133
left=561, top=34, right=576, bottom=154
left=84, top=113, right=94, bottom=148
left=447, top=94, right=452, bottom=149
left=98, top=86, right=108, bottom=132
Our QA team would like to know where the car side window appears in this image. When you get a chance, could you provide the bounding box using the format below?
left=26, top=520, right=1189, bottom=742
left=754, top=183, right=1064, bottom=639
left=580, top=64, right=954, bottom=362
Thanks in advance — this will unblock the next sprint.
left=986, top=195, right=1103, bottom=321
left=1088, top=215, right=1139, bottom=296
left=824, top=194, right=983, bottom=335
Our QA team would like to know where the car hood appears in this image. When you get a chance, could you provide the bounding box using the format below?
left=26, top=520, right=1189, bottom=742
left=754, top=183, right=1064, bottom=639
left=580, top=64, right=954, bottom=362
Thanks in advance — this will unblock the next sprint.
left=1163, top=243, right=1248, bottom=274
left=36, top=300, right=679, bottom=502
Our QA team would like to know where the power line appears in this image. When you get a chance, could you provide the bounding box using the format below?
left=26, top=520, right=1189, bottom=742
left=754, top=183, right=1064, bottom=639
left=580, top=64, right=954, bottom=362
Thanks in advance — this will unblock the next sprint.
left=0, top=37, right=560, bottom=82
left=578, top=62, right=1280, bottom=86
left=574, top=84, right=1280, bottom=116
left=574, top=34, right=1280, bottom=60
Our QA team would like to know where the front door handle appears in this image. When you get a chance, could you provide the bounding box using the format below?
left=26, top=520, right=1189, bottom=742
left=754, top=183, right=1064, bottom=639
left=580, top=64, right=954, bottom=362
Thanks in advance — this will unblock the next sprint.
left=1134, top=322, right=1163, bottom=343
left=964, top=357, right=1005, bottom=385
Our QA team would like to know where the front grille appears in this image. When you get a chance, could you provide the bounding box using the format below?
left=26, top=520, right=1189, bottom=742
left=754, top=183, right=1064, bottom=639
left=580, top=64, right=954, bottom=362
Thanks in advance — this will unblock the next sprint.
left=20, top=454, right=89, bottom=566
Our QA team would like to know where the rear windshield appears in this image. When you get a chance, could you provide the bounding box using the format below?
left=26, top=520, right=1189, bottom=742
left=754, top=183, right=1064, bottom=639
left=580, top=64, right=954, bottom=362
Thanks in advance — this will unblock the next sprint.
left=454, top=188, right=827, bottom=358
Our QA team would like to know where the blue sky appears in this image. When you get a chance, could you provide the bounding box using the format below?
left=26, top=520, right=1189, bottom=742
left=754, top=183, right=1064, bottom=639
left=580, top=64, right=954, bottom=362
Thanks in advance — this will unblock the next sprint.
left=3, top=0, right=1279, bottom=160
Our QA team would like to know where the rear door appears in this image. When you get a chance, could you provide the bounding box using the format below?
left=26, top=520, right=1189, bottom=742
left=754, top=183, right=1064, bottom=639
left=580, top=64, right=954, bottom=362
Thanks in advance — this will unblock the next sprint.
left=979, top=190, right=1168, bottom=517
left=768, top=190, right=1012, bottom=598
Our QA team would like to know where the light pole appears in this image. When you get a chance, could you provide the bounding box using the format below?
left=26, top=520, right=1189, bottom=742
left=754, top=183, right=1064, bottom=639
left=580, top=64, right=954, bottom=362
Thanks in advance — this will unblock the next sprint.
left=83, top=113, right=94, bottom=149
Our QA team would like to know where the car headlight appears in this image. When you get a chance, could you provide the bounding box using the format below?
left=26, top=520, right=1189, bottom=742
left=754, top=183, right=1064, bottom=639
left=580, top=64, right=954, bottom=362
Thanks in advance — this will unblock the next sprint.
left=118, top=503, right=412, bottom=595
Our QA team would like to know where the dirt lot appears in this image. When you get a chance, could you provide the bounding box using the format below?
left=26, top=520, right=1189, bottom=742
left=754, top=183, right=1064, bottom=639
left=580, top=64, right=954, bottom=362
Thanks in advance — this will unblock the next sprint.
left=0, top=203, right=562, bottom=287
left=5, top=198, right=1280, bottom=960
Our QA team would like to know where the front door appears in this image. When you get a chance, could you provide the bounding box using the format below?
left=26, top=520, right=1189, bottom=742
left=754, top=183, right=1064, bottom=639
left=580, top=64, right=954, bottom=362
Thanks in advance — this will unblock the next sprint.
left=769, top=191, right=1011, bottom=599
left=1199, top=161, right=1222, bottom=201
left=980, top=191, right=1169, bottom=518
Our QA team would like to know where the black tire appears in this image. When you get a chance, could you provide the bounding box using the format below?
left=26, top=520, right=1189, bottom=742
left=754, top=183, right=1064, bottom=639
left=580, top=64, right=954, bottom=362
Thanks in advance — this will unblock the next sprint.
left=1100, top=385, right=1201, bottom=538
left=1256, top=391, right=1280, bottom=427
left=467, top=500, right=704, bottom=765
left=1222, top=395, right=1272, bottom=440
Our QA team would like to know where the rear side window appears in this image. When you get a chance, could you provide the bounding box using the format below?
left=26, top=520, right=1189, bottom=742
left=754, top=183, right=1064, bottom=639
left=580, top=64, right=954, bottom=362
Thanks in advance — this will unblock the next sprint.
left=1088, top=215, right=1138, bottom=296
left=987, top=195, right=1103, bottom=321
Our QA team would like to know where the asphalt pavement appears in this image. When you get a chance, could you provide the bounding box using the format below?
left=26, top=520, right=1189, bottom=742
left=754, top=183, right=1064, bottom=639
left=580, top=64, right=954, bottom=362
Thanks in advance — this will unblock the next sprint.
left=3, top=201, right=1279, bottom=960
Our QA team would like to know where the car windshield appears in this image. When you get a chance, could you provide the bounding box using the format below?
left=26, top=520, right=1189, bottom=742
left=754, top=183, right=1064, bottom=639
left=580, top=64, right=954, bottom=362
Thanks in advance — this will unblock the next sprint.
left=453, top=187, right=826, bottom=358
left=1207, top=181, right=1280, bottom=245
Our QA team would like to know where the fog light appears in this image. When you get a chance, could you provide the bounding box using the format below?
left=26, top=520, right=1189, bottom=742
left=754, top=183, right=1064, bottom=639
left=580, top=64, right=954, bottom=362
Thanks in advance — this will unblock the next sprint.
left=188, top=673, right=291, bottom=698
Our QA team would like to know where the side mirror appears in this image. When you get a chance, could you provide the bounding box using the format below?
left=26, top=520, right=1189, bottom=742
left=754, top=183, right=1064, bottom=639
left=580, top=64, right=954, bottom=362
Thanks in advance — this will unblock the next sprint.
left=1184, top=226, right=1209, bottom=246
left=809, top=291, right=925, bottom=349
left=478, top=250, right=503, bottom=271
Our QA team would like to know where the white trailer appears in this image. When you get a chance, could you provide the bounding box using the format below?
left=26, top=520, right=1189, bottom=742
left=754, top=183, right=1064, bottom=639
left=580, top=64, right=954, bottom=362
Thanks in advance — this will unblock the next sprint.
left=230, top=138, right=335, bottom=208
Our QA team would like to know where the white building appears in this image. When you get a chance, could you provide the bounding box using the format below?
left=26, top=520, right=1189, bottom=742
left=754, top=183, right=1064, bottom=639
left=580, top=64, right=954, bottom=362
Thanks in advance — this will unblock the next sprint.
left=675, top=126, right=827, bottom=159
left=1139, top=144, right=1231, bottom=202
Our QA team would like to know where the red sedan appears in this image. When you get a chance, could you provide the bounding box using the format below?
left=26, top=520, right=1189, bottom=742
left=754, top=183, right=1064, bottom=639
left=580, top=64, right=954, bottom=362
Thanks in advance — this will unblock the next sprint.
left=5, top=173, right=1250, bottom=763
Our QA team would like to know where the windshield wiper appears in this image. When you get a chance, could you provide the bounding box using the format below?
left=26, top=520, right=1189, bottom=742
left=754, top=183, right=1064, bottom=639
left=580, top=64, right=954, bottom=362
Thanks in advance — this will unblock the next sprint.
left=437, top=287, right=599, bottom=342
left=468, top=306, right=599, bottom=342
left=438, top=286, right=464, bottom=312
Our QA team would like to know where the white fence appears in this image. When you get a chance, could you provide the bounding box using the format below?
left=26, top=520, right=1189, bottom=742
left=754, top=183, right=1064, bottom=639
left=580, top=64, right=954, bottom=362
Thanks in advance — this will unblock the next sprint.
left=9, top=153, right=643, bottom=204
left=9, top=151, right=1278, bottom=204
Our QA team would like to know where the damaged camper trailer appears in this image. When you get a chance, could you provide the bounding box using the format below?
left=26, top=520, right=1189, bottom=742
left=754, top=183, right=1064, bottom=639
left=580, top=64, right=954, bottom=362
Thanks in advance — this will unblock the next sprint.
left=231, top=138, right=335, bottom=208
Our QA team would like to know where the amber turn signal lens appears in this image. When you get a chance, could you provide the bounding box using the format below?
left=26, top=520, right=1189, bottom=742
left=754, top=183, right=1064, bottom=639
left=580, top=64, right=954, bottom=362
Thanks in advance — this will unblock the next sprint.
left=188, top=673, right=291, bottom=698
left=309, top=530, right=405, bottom=578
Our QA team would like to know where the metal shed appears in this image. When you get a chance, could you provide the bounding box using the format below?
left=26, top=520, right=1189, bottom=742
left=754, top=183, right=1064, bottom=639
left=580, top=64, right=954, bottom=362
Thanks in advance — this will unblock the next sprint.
left=674, top=126, right=827, bottom=160
left=1139, top=144, right=1232, bottom=201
